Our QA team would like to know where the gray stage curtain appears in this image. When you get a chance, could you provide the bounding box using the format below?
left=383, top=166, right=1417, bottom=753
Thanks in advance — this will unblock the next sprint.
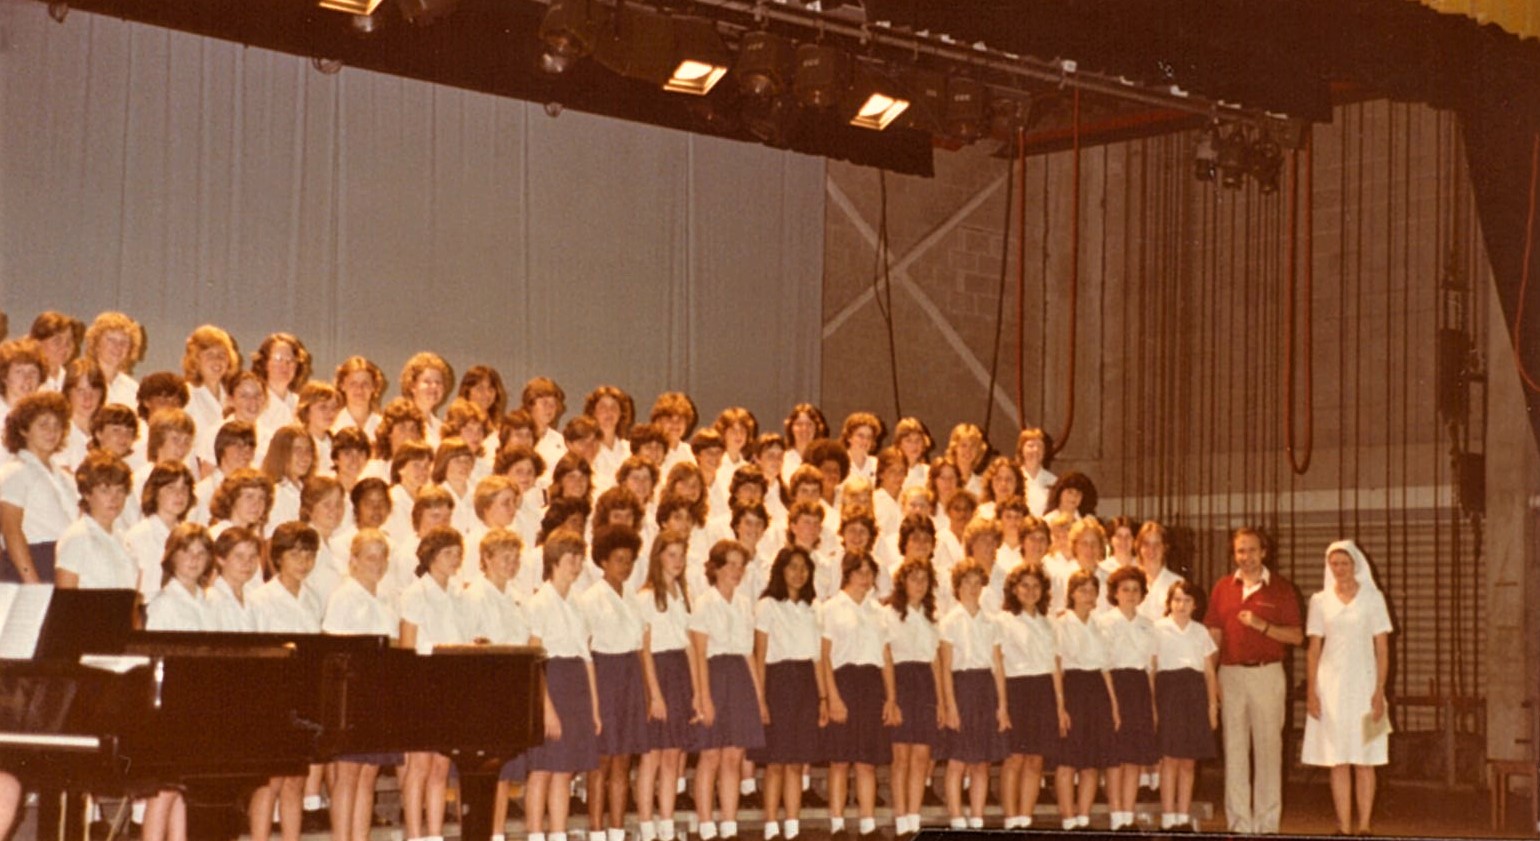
left=0, top=0, right=824, bottom=423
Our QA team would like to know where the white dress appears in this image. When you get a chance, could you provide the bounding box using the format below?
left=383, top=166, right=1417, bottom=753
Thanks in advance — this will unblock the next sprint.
left=1300, top=586, right=1393, bottom=767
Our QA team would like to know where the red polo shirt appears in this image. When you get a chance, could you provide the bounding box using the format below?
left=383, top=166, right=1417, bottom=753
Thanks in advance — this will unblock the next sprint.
left=1205, top=569, right=1301, bottom=666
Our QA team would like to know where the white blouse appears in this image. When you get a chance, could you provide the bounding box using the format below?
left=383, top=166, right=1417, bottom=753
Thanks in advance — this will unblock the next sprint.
left=399, top=574, right=469, bottom=654
left=689, top=587, right=754, bottom=658
left=323, top=577, right=398, bottom=638
left=884, top=603, right=940, bottom=665
left=0, top=450, right=79, bottom=542
left=1153, top=616, right=1218, bottom=673
left=528, top=581, right=589, bottom=660
left=461, top=576, right=530, bottom=645
left=997, top=609, right=1057, bottom=677
left=1055, top=610, right=1109, bottom=671
left=1094, top=608, right=1157, bottom=671
left=145, top=582, right=211, bottom=631
left=204, top=576, right=257, bottom=632
left=820, top=589, right=886, bottom=668
left=577, top=580, right=645, bottom=654
left=249, top=577, right=323, bottom=633
left=636, top=587, right=691, bottom=653
left=938, top=604, right=1000, bottom=671
left=55, top=517, right=137, bottom=590
left=755, top=596, right=820, bottom=663
left=125, top=515, right=173, bottom=602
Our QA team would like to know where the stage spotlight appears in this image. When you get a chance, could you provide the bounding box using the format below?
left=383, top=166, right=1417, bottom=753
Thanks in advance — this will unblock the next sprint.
left=736, top=31, right=796, bottom=99
left=988, top=91, right=1032, bottom=139
left=944, top=75, right=986, bottom=143
left=663, top=17, right=731, bottom=95
left=846, top=64, right=909, bottom=131
left=1193, top=123, right=1219, bottom=183
left=539, top=0, right=610, bottom=75
left=793, top=43, right=848, bottom=109
left=319, top=0, right=383, bottom=14
left=1217, top=125, right=1250, bottom=190
left=897, top=68, right=946, bottom=133
left=1251, top=137, right=1283, bottom=194
left=742, top=95, right=801, bottom=148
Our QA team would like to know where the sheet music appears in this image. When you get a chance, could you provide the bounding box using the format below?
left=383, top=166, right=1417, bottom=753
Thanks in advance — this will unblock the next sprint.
left=0, top=583, right=56, bottom=659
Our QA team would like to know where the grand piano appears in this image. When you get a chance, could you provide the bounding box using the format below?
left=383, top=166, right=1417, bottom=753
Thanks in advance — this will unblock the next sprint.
left=0, top=589, right=545, bottom=841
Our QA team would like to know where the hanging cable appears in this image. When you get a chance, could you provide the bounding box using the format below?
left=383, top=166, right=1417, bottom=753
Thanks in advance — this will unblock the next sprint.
left=1511, top=132, right=1540, bottom=392
left=1284, top=132, right=1315, bottom=474
left=1017, top=127, right=1029, bottom=425
left=1050, top=88, right=1082, bottom=458
left=871, top=171, right=904, bottom=419
left=982, top=134, right=1021, bottom=439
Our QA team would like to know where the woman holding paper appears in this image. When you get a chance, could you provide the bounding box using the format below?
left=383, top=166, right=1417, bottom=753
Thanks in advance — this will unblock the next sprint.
left=1302, top=539, right=1392, bottom=836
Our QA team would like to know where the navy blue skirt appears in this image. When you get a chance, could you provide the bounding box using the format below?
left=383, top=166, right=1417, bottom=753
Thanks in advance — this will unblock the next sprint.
left=1057, top=669, right=1115, bottom=770
left=826, top=665, right=892, bottom=766
left=695, top=655, right=765, bottom=751
left=335, top=752, right=403, bottom=766
left=889, top=661, right=942, bottom=748
left=1109, top=668, right=1159, bottom=766
left=941, top=669, right=1008, bottom=764
left=594, top=651, right=649, bottom=756
left=754, top=659, right=823, bottom=764
left=647, top=648, right=697, bottom=752
left=1155, top=670, right=1216, bottom=761
left=1005, top=673, right=1059, bottom=763
left=0, top=541, right=56, bottom=583
left=524, top=657, right=600, bottom=774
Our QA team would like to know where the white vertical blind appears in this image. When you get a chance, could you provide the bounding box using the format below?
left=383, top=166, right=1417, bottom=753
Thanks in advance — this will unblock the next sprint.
left=0, top=0, right=825, bottom=423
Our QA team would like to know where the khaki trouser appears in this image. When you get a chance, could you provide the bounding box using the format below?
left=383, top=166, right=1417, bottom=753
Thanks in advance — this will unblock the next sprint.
left=1219, top=662, right=1287, bottom=833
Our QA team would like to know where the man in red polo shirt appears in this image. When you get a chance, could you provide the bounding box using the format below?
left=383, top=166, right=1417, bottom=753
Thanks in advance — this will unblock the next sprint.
left=1207, top=526, right=1303, bottom=833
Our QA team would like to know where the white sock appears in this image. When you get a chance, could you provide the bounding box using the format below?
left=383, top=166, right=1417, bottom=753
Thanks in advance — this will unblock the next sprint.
left=640, top=822, right=658, bottom=841
left=677, top=776, right=688, bottom=794
left=589, top=832, right=605, bottom=841
left=721, top=821, right=738, bottom=838
left=802, top=772, right=811, bottom=791
left=909, top=813, right=923, bottom=832
left=858, top=817, right=875, bottom=834
left=966, top=816, right=983, bottom=829
left=763, top=821, right=781, bottom=840
left=529, top=834, right=546, bottom=841
left=550, top=832, right=567, bottom=841
left=657, top=819, right=676, bottom=841
left=1109, top=811, right=1124, bottom=830
left=1003, top=817, right=1020, bottom=830
left=698, top=820, right=718, bottom=840
left=493, top=834, right=507, bottom=841
left=949, top=817, right=967, bottom=830
left=1076, top=814, right=1090, bottom=828
left=1062, top=818, right=1078, bottom=831
left=608, top=829, right=626, bottom=841
left=303, top=794, right=324, bottom=811
left=1160, top=813, right=1175, bottom=829
left=784, top=819, right=800, bottom=839
left=1179, top=812, right=1191, bottom=828
left=740, top=777, right=756, bottom=796
left=830, top=817, right=846, bottom=834
left=1019, top=816, right=1033, bottom=828
left=131, top=800, right=147, bottom=824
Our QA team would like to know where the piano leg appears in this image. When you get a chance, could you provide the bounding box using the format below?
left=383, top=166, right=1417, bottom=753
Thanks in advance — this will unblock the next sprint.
left=454, top=767, right=500, bottom=841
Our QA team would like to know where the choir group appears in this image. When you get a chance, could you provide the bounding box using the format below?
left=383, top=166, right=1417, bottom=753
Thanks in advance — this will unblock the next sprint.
left=0, top=310, right=1226, bottom=841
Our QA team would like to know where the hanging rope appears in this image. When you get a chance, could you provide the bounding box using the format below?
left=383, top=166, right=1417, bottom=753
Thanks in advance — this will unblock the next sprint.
left=1284, top=134, right=1316, bottom=475
left=872, top=171, right=904, bottom=419
left=982, top=134, right=1021, bottom=439
left=1511, top=132, right=1540, bottom=392
left=1050, top=88, right=1082, bottom=458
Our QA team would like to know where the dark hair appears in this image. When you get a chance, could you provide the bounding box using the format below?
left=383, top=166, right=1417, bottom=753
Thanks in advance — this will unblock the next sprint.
left=539, top=496, right=591, bottom=545
left=839, top=550, right=878, bottom=587
left=213, top=420, right=258, bottom=465
left=649, top=391, right=699, bottom=435
left=1047, top=471, right=1099, bottom=516
left=583, top=386, right=635, bottom=435
left=3, top=390, right=68, bottom=454
left=251, top=333, right=313, bottom=392
left=762, top=546, right=816, bottom=604
left=541, top=527, right=586, bottom=580
left=209, top=468, right=276, bottom=525
left=592, top=524, right=643, bottom=566
left=627, top=421, right=667, bottom=454
left=269, top=521, right=321, bottom=577
left=727, top=464, right=769, bottom=499
left=804, top=438, right=850, bottom=482
left=730, top=501, right=770, bottom=533
left=883, top=555, right=937, bottom=622
left=141, top=461, right=195, bottom=519
left=389, top=441, right=433, bottom=485
left=782, top=403, right=829, bottom=444
left=159, top=522, right=215, bottom=588
left=374, top=398, right=428, bottom=460
left=1165, top=578, right=1206, bottom=619
left=980, top=456, right=1024, bottom=503
left=330, top=426, right=371, bottom=463
left=898, top=512, right=938, bottom=556
left=494, top=442, right=545, bottom=478
left=74, top=452, right=132, bottom=513
left=704, top=539, right=748, bottom=586
left=521, top=377, right=568, bottom=421
left=643, top=528, right=692, bottom=612
left=135, top=372, right=190, bottom=418
left=1002, top=563, right=1051, bottom=615
left=457, top=365, right=508, bottom=418
left=410, top=485, right=455, bottom=532
left=593, top=486, right=644, bottom=528
left=415, top=525, right=464, bottom=577
left=299, top=475, right=344, bottom=522
left=349, top=477, right=390, bottom=513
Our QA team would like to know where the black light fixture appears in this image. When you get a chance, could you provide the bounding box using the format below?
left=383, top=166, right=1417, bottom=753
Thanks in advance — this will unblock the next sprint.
left=1217, top=125, right=1250, bottom=190
left=1193, top=123, right=1219, bottom=183
left=736, top=31, right=797, bottom=99
left=742, top=95, right=801, bottom=148
left=944, top=75, right=986, bottom=142
left=663, top=17, right=731, bottom=95
left=1251, top=138, right=1283, bottom=194
left=898, top=68, right=946, bottom=133
left=593, top=5, right=676, bottom=82
left=987, top=91, right=1032, bottom=139
left=846, top=63, right=909, bottom=131
left=539, top=0, right=610, bottom=75
left=793, top=43, right=848, bottom=109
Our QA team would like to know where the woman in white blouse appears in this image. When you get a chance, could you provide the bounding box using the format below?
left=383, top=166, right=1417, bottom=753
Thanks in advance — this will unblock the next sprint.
left=1053, top=569, right=1121, bottom=831
left=57, top=358, right=105, bottom=473
left=54, top=453, right=134, bottom=591
left=182, top=325, right=237, bottom=476
left=82, top=311, right=143, bottom=409
left=0, top=391, right=76, bottom=581
left=250, top=333, right=311, bottom=442
left=1152, top=580, right=1218, bottom=832
left=205, top=527, right=262, bottom=632
left=522, top=528, right=601, bottom=841
left=882, top=544, right=943, bottom=841
left=936, top=556, right=1009, bottom=830
left=577, top=525, right=648, bottom=841
left=1094, top=565, right=1159, bottom=832
left=322, top=529, right=400, bottom=841
left=634, top=529, right=693, bottom=841
left=688, top=539, right=766, bottom=841
left=126, top=462, right=196, bottom=604
left=398, top=527, right=469, bottom=841
left=997, top=563, right=1058, bottom=830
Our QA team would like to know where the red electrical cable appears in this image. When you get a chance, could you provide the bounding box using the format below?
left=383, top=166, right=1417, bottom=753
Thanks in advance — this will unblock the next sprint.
left=1285, top=134, right=1315, bottom=474
left=1512, top=132, right=1540, bottom=392
left=1051, top=89, right=1081, bottom=458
